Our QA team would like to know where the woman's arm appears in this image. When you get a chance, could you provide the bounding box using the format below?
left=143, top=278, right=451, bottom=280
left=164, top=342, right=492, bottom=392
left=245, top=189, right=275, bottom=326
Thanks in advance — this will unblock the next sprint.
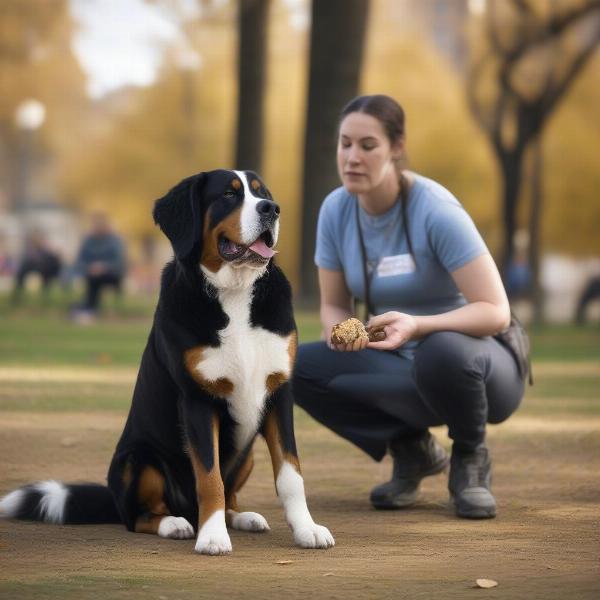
left=319, top=267, right=368, bottom=351
left=367, top=253, right=511, bottom=351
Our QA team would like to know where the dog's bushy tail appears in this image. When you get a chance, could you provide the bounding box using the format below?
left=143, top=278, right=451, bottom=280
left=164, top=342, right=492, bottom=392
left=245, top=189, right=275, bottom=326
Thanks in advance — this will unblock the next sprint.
left=0, top=481, right=121, bottom=525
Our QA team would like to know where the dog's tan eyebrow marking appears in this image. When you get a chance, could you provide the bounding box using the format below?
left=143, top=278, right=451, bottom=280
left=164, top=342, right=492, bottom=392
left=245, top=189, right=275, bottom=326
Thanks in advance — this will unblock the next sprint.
left=231, top=179, right=241, bottom=191
left=250, top=179, right=261, bottom=191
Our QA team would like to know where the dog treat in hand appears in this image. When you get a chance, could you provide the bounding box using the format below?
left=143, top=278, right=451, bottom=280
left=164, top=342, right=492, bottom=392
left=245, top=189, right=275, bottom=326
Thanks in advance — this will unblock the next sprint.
left=330, top=318, right=388, bottom=345
left=367, top=326, right=386, bottom=342
left=331, top=318, right=369, bottom=345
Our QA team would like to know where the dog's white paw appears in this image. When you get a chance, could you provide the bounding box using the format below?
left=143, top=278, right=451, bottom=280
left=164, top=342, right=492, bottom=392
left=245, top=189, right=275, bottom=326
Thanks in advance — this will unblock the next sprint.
left=157, top=516, right=195, bottom=539
left=195, top=532, right=233, bottom=555
left=293, top=523, right=335, bottom=549
left=195, top=510, right=232, bottom=555
left=228, top=510, right=270, bottom=532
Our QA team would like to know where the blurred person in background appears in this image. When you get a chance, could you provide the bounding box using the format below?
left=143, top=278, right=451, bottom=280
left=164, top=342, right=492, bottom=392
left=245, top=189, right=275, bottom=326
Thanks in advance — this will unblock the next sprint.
left=292, top=95, right=524, bottom=520
left=574, top=275, right=600, bottom=325
left=505, top=229, right=532, bottom=301
left=11, top=228, right=62, bottom=304
left=70, top=212, right=126, bottom=322
left=0, top=235, right=16, bottom=279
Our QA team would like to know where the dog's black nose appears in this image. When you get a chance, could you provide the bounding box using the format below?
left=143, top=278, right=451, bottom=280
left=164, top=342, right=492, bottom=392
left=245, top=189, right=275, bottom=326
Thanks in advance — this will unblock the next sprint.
left=256, top=200, right=280, bottom=217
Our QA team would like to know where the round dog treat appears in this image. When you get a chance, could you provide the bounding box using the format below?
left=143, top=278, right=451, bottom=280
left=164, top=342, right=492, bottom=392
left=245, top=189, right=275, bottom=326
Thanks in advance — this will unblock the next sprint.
left=331, top=318, right=368, bottom=345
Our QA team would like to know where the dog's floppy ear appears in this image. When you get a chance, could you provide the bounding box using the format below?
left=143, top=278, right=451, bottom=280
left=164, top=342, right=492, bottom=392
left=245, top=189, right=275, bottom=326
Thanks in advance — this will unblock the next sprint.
left=153, top=173, right=206, bottom=260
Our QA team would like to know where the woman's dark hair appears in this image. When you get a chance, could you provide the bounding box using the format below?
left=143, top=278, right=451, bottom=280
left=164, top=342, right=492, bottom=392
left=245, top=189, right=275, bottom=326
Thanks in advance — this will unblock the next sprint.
left=340, top=95, right=415, bottom=263
left=340, top=94, right=406, bottom=147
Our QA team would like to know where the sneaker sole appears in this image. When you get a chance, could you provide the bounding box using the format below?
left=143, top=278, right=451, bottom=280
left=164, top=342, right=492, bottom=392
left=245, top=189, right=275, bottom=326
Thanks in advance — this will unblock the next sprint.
left=371, top=490, right=420, bottom=510
left=449, top=496, right=496, bottom=519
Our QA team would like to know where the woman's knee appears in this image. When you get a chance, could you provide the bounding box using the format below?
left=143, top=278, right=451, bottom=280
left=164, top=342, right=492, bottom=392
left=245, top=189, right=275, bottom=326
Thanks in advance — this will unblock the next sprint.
left=413, top=331, right=487, bottom=387
left=487, top=381, right=524, bottom=424
left=293, top=341, right=328, bottom=381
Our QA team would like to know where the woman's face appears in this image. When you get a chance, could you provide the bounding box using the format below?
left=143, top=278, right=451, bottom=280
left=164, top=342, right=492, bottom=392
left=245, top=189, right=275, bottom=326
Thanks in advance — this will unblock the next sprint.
left=337, top=112, right=401, bottom=195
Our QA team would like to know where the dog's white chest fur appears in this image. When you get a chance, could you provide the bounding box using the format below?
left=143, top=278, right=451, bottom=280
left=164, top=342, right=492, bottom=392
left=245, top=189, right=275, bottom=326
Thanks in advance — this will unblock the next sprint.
left=191, top=284, right=291, bottom=450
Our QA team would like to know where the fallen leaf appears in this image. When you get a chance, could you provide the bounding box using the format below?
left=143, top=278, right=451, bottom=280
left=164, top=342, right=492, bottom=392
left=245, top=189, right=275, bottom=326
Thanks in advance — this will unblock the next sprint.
left=322, top=572, right=335, bottom=577
left=476, top=578, right=498, bottom=589
left=275, top=560, right=293, bottom=565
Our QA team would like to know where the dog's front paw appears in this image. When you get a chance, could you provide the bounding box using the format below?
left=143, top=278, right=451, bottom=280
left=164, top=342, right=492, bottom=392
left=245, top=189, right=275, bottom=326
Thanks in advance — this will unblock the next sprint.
left=194, top=510, right=232, bottom=555
left=228, top=510, right=270, bottom=532
left=195, top=531, right=232, bottom=555
left=293, top=523, right=335, bottom=549
left=158, top=516, right=195, bottom=539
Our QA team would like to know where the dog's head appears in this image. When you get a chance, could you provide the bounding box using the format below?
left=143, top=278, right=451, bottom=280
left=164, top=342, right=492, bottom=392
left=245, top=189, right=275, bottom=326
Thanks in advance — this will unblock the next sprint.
left=153, top=169, right=280, bottom=278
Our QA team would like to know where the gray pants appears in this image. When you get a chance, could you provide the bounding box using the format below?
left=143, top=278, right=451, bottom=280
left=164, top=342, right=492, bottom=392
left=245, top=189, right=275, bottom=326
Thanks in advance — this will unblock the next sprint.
left=292, top=332, right=524, bottom=461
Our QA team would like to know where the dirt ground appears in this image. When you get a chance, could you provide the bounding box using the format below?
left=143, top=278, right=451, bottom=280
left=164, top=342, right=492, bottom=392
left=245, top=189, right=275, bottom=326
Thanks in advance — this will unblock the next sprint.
left=1, top=372, right=599, bottom=599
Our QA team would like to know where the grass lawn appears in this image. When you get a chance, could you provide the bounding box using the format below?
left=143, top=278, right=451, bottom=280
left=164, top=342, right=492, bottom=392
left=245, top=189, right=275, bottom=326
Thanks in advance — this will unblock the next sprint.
left=0, top=302, right=598, bottom=417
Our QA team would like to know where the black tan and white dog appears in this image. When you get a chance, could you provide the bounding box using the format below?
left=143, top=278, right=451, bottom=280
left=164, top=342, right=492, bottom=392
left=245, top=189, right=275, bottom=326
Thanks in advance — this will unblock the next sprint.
left=0, top=169, right=334, bottom=555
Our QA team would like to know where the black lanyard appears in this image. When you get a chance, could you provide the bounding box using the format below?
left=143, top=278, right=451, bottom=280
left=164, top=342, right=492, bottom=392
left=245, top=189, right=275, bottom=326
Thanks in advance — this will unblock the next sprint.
left=355, top=174, right=411, bottom=322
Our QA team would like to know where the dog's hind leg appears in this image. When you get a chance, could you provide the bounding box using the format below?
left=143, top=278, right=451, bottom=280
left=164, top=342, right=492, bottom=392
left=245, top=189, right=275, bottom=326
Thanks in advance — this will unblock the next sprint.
left=225, top=448, right=270, bottom=532
left=134, top=465, right=194, bottom=539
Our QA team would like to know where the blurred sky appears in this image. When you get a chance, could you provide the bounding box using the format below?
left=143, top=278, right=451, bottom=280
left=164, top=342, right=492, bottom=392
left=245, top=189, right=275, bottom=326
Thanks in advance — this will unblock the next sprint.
left=70, top=0, right=195, bottom=98
left=69, top=0, right=307, bottom=99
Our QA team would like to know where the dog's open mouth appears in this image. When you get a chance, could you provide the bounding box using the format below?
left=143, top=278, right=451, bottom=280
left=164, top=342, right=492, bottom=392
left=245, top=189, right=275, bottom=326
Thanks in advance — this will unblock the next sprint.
left=218, top=230, right=276, bottom=262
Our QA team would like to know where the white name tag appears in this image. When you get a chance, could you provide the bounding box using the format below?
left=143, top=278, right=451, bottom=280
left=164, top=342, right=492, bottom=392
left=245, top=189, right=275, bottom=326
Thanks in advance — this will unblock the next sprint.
left=377, top=254, right=416, bottom=277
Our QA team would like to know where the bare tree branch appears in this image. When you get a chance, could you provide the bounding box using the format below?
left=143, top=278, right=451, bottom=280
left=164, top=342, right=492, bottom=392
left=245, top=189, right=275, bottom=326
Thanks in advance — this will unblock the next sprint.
left=540, top=27, right=600, bottom=117
left=492, top=0, right=600, bottom=66
left=466, top=56, right=491, bottom=129
left=467, top=0, right=600, bottom=284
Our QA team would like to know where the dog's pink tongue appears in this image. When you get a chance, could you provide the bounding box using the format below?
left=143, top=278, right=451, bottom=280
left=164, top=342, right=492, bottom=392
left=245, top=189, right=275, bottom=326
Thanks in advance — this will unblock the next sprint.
left=249, top=238, right=276, bottom=258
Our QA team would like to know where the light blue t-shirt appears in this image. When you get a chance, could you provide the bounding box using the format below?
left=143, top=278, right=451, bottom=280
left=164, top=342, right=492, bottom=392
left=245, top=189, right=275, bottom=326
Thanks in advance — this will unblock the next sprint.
left=315, top=173, right=489, bottom=354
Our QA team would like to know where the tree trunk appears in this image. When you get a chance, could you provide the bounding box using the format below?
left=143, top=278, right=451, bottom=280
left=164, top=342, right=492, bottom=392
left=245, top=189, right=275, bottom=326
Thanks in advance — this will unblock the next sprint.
left=499, top=149, right=524, bottom=280
left=299, top=0, right=370, bottom=303
left=528, top=134, right=544, bottom=324
left=181, top=69, right=198, bottom=171
left=234, top=0, right=270, bottom=173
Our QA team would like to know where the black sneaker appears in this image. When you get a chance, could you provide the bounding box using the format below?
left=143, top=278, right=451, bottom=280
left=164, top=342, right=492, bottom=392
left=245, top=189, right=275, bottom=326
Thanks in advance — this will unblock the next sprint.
left=448, top=445, right=496, bottom=519
left=370, top=432, right=449, bottom=510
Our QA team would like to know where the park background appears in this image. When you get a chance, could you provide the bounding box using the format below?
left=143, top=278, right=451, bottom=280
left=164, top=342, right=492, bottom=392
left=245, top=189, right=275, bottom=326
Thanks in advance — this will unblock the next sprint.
left=1, top=0, right=600, bottom=320
left=1, top=1, right=599, bottom=599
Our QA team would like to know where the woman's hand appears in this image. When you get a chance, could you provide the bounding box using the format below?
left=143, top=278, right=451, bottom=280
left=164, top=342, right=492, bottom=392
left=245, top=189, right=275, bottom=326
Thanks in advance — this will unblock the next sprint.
left=366, top=311, right=418, bottom=351
left=319, top=268, right=370, bottom=353
left=327, top=336, right=369, bottom=352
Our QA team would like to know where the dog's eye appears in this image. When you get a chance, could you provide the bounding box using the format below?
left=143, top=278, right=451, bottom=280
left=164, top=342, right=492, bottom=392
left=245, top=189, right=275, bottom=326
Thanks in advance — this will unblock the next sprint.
left=223, top=191, right=237, bottom=199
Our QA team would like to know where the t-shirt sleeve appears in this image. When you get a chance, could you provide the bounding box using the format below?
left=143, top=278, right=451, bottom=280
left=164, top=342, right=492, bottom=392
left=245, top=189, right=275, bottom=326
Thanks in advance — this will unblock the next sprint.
left=314, top=196, right=343, bottom=271
left=427, top=200, right=489, bottom=273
